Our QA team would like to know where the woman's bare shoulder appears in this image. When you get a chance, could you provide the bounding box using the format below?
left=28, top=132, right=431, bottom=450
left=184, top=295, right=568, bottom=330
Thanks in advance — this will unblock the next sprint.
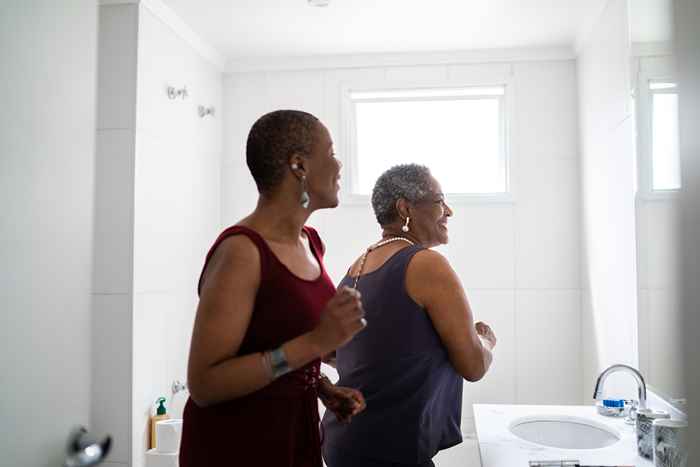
left=408, top=248, right=453, bottom=276
left=201, top=233, right=261, bottom=290
left=405, top=249, right=458, bottom=306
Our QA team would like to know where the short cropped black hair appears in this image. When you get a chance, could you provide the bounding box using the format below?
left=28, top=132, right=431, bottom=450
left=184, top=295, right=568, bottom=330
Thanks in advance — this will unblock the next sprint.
left=246, top=110, right=320, bottom=193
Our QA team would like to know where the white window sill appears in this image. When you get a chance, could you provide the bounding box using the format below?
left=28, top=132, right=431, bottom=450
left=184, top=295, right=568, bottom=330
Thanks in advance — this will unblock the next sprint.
left=636, top=190, right=681, bottom=202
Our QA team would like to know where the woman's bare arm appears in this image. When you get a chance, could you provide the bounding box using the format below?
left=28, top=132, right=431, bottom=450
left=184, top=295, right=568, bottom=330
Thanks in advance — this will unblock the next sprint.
left=406, top=249, right=494, bottom=381
left=187, top=235, right=326, bottom=407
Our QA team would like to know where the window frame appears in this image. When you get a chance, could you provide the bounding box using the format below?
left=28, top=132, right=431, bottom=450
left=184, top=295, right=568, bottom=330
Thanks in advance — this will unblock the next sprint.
left=339, top=79, right=515, bottom=205
left=634, top=66, right=681, bottom=200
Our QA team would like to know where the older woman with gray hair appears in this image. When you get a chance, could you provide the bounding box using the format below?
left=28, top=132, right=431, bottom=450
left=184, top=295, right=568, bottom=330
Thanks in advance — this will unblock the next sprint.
left=321, top=163, right=497, bottom=467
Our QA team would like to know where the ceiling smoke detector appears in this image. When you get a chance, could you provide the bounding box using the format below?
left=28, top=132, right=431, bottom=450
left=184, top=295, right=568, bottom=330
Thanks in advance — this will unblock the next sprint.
left=308, top=0, right=330, bottom=7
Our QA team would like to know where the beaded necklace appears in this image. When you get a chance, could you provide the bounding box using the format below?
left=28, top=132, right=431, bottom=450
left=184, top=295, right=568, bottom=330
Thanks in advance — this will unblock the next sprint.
left=352, top=237, right=416, bottom=289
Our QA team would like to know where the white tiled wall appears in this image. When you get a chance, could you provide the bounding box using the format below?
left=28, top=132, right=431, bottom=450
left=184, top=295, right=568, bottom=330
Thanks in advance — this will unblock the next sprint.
left=577, top=0, right=640, bottom=401
left=93, top=129, right=135, bottom=295
left=638, top=200, right=680, bottom=289
left=637, top=196, right=683, bottom=399
left=449, top=205, right=516, bottom=290
left=463, top=291, right=517, bottom=407
left=131, top=6, right=222, bottom=467
left=92, top=294, right=133, bottom=464
left=221, top=57, right=584, bottom=460
left=632, top=52, right=684, bottom=400
left=515, top=158, right=581, bottom=289
left=92, top=5, right=138, bottom=465
left=97, top=4, right=138, bottom=130
left=93, top=4, right=222, bottom=467
left=515, top=290, right=582, bottom=404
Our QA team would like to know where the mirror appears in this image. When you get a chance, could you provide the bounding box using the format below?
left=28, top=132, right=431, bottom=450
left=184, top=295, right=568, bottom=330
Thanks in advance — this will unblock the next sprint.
left=630, top=0, right=684, bottom=404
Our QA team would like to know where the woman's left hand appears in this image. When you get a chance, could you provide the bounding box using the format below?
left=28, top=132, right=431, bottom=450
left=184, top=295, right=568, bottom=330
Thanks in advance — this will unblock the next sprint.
left=319, top=381, right=366, bottom=424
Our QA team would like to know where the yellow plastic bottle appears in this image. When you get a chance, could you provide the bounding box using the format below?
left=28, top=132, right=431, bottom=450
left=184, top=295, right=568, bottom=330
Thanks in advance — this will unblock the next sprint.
left=149, top=397, right=170, bottom=450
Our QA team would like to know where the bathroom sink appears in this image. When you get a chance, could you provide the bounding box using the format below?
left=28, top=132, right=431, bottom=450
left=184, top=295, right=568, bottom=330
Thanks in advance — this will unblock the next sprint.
left=509, top=415, right=621, bottom=449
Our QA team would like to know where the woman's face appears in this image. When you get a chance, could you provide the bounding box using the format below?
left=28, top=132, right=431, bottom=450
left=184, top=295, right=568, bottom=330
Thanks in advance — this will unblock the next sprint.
left=407, top=176, right=453, bottom=247
left=305, top=123, right=342, bottom=209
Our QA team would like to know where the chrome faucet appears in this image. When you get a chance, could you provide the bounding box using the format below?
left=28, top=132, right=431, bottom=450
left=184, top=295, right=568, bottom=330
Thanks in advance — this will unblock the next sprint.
left=593, top=364, right=647, bottom=410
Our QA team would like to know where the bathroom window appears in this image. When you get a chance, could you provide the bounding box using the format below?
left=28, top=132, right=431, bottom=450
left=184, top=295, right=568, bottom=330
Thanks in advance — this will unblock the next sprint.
left=343, top=85, right=510, bottom=199
left=649, top=81, right=681, bottom=191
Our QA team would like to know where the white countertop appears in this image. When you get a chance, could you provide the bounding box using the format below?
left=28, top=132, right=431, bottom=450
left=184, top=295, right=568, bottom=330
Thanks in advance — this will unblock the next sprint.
left=473, top=404, right=654, bottom=467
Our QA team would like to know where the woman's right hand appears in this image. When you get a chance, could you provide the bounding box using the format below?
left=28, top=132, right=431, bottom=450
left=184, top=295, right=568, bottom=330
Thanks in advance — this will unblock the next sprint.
left=310, top=286, right=365, bottom=355
left=475, top=321, right=497, bottom=349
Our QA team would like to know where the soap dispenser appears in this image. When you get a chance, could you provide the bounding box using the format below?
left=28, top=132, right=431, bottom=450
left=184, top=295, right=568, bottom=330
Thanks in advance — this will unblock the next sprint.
left=149, top=397, right=170, bottom=450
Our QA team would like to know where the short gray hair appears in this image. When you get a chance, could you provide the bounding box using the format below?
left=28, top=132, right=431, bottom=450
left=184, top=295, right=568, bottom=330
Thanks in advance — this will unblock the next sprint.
left=371, top=164, right=433, bottom=225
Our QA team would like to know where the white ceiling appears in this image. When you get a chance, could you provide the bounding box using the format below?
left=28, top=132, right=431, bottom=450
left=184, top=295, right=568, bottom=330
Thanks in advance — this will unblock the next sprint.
left=161, top=0, right=606, bottom=63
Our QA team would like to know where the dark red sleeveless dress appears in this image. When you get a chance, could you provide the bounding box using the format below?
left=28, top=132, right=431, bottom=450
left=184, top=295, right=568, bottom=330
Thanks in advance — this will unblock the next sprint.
left=179, top=225, right=335, bottom=467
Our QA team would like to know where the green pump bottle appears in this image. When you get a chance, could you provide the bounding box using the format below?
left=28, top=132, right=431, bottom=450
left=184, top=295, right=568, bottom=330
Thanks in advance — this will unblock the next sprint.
left=150, top=397, right=170, bottom=450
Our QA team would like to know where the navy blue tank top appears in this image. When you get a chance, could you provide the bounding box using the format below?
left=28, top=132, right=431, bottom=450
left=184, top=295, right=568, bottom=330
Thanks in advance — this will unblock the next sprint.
left=321, top=245, right=463, bottom=464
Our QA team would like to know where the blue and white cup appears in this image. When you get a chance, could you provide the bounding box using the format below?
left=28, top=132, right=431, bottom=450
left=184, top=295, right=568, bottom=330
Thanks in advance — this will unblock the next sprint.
left=653, top=418, right=688, bottom=467
left=637, top=409, right=670, bottom=459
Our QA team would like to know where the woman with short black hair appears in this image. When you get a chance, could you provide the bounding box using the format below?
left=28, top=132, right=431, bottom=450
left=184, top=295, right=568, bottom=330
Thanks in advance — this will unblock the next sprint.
left=180, top=110, right=367, bottom=467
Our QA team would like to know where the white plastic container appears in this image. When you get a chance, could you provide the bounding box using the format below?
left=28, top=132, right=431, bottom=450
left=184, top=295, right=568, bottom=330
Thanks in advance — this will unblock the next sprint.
left=155, top=418, right=183, bottom=454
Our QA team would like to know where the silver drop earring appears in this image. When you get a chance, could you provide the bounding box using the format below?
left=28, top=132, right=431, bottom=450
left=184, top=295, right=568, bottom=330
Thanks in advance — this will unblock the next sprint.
left=291, top=163, right=310, bottom=208
left=300, top=175, right=310, bottom=209
left=402, top=217, right=410, bottom=232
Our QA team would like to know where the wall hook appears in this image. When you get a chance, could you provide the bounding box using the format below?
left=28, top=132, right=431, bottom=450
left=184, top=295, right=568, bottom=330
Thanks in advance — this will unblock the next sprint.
left=167, top=86, right=188, bottom=100
left=172, top=380, right=187, bottom=395
left=198, top=105, right=215, bottom=118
